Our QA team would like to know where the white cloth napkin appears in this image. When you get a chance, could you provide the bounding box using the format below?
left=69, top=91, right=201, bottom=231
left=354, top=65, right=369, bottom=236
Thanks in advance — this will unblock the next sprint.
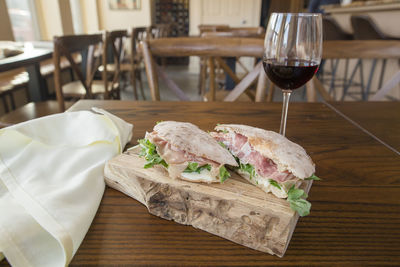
left=0, top=108, right=133, bottom=267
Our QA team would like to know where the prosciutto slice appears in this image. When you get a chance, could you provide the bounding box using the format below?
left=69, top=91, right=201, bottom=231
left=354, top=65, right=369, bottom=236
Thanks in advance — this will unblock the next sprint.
left=146, top=131, right=220, bottom=178
left=213, top=132, right=295, bottom=183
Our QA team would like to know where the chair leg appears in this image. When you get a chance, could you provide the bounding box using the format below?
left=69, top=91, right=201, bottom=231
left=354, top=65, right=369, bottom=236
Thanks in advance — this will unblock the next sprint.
left=200, top=59, right=207, bottom=97
left=1, top=94, right=9, bottom=113
left=69, top=67, right=74, bottom=81
left=9, top=91, right=16, bottom=110
left=343, top=59, right=349, bottom=94
left=131, top=70, right=138, bottom=100
left=359, top=60, right=366, bottom=100
left=329, top=59, right=339, bottom=99
left=208, top=58, right=216, bottom=101
left=198, top=58, right=205, bottom=95
left=341, top=59, right=361, bottom=101
left=137, top=70, right=145, bottom=100
left=364, top=59, right=377, bottom=101
left=378, top=59, right=387, bottom=89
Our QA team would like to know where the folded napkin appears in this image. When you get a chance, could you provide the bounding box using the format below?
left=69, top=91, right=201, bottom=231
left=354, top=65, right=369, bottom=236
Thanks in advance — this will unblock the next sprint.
left=0, top=108, right=133, bottom=267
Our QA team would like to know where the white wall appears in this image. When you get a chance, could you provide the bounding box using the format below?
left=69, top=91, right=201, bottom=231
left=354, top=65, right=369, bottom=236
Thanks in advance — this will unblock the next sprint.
left=188, top=0, right=262, bottom=73
left=97, top=0, right=152, bottom=30
left=189, top=0, right=262, bottom=36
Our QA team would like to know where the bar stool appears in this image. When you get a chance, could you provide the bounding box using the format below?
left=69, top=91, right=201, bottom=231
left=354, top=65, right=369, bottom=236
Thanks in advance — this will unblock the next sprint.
left=349, top=15, right=400, bottom=100
left=321, top=16, right=355, bottom=100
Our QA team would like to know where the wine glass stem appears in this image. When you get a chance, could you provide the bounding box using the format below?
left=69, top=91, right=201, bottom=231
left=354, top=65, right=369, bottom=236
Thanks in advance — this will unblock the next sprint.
left=279, top=90, right=292, bottom=136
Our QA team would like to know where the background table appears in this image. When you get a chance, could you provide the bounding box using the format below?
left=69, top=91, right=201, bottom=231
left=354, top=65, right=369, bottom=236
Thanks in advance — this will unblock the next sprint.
left=0, top=44, right=52, bottom=102
left=2, top=100, right=399, bottom=266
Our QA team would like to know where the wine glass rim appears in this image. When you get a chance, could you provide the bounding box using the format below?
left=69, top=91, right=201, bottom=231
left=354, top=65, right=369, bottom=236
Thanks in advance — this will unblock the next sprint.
left=271, top=12, right=321, bottom=17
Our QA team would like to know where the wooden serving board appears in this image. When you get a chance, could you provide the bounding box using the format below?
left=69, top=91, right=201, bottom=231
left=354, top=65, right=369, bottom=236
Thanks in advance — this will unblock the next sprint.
left=104, top=148, right=312, bottom=257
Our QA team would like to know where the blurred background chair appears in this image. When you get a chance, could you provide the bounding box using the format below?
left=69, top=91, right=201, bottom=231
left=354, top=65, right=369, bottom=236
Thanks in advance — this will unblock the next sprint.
left=149, top=24, right=171, bottom=39
left=98, top=30, right=128, bottom=100
left=323, top=16, right=353, bottom=41
left=54, top=33, right=121, bottom=112
left=351, top=15, right=398, bottom=41
left=120, top=27, right=149, bottom=100
left=148, top=24, right=172, bottom=68
left=306, top=40, right=400, bottom=102
left=320, top=15, right=355, bottom=99
left=198, top=26, right=265, bottom=98
left=140, top=37, right=267, bottom=102
left=40, top=54, right=81, bottom=99
left=0, top=34, right=110, bottom=126
left=349, top=15, right=400, bottom=100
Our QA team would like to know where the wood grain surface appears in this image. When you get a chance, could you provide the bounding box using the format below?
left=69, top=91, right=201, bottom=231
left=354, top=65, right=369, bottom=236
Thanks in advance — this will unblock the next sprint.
left=0, top=101, right=73, bottom=128
left=328, top=101, right=400, bottom=154
left=1, top=100, right=399, bottom=266
left=323, top=40, right=400, bottom=59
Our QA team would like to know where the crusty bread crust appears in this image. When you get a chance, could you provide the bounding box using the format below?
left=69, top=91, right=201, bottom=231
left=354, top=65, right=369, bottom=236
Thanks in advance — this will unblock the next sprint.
left=215, top=124, right=315, bottom=179
left=154, top=121, right=238, bottom=166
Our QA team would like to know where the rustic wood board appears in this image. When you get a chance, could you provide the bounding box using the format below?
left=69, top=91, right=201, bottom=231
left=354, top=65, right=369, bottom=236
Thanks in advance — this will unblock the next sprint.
left=104, top=148, right=312, bottom=257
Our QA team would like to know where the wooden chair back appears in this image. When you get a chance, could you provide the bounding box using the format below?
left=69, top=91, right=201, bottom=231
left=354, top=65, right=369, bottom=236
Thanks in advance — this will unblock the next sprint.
left=125, top=27, right=149, bottom=100
left=140, top=37, right=267, bottom=101
left=130, top=27, right=150, bottom=56
left=350, top=15, right=388, bottom=40
left=199, top=29, right=266, bottom=98
left=307, top=40, right=400, bottom=101
left=53, top=33, right=103, bottom=111
left=149, top=24, right=171, bottom=39
left=323, top=16, right=353, bottom=41
left=102, top=30, right=128, bottom=99
left=228, top=27, right=265, bottom=37
left=198, top=24, right=230, bottom=34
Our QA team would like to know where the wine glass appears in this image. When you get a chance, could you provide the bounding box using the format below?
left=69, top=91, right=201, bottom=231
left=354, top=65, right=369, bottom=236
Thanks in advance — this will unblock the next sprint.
left=263, top=13, right=322, bottom=136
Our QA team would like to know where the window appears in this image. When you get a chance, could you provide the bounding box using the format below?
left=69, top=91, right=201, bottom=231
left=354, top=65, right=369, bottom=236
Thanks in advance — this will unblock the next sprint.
left=70, top=0, right=84, bottom=34
left=6, top=0, right=40, bottom=41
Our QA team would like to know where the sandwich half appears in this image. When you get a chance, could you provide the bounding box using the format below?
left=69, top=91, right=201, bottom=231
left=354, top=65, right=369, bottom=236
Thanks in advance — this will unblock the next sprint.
left=138, top=121, right=238, bottom=183
left=211, top=124, right=319, bottom=216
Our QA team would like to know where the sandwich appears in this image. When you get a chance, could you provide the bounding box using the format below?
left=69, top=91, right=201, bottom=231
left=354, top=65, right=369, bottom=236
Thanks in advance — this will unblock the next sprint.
left=210, top=124, right=320, bottom=216
left=137, top=121, right=238, bottom=183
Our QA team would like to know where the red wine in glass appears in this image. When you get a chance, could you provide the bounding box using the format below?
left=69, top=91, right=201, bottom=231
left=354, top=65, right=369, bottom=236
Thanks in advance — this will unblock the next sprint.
left=263, top=59, right=319, bottom=90
left=263, top=13, right=322, bottom=136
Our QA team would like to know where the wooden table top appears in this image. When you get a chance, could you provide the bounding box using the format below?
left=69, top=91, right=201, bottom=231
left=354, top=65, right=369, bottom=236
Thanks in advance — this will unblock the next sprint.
left=2, top=100, right=399, bottom=266
left=0, top=46, right=52, bottom=72
left=328, top=101, right=400, bottom=154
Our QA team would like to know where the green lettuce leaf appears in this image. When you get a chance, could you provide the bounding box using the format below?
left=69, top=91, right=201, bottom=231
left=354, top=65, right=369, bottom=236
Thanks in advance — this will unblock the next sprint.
left=305, top=174, right=321, bottom=181
left=289, top=198, right=311, bottom=217
left=138, top=139, right=168, bottom=169
left=287, top=185, right=311, bottom=217
left=218, top=141, right=227, bottom=149
left=219, top=166, right=230, bottom=183
left=269, top=179, right=281, bottom=190
left=240, top=163, right=256, bottom=180
left=183, top=162, right=211, bottom=173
